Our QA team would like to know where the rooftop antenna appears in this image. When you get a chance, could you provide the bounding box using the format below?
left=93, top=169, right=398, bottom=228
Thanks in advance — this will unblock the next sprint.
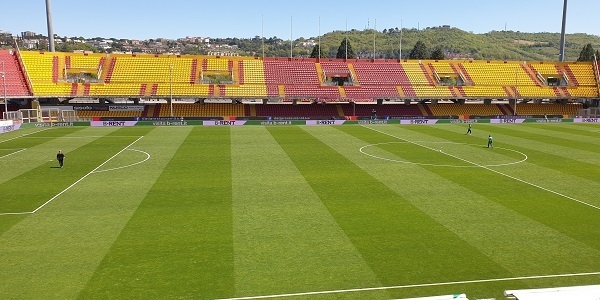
left=318, top=17, right=321, bottom=60
left=373, top=19, right=376, bottom=59
left=399, top=19, right=403, bottom=59
left=345, top=18, right=348, bottom=60
left=45, top=0, right=55, bottom=52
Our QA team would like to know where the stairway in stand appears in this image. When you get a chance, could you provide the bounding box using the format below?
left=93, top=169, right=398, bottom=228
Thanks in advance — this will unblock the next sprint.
left=562, top=65, right=579, bottom=85
left=420, top=64, right=436, bottom=86
left=190, top=59, right=198, bottom=83
left=521, top=64, right=542, bottom=86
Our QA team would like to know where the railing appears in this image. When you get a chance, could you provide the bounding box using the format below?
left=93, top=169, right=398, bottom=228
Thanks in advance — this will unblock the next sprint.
left=14, top=43, right=34, bottom=96
left=561, top=71, right=569, bottom=86
left=457, top=70, right=469, bottom=86
left=536, top=71, right=547, bottom=86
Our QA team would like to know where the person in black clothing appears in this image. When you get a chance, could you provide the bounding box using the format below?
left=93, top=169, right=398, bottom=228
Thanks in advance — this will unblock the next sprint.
left=57, top=150, right=65, bottom=168
left=371, top=108, right=377, bottom=120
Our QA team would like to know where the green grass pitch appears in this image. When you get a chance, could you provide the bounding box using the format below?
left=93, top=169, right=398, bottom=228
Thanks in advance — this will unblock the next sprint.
left=1, top=123, right=599, bottom=299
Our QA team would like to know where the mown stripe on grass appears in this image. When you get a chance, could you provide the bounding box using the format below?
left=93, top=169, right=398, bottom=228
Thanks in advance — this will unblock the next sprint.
left=0, top=126, right=163, bottom=299
left=79, top=126, right=235, bottom=299
left=327, top=124, right=600, bottom=297
left=0, top=127, right=90, bottom=184
left=0, top=128, right=137, bottom=214
left=523, top=123, right=600, bottom=140
left=269, top=126, right=511, bottom=295
left=481, top=124, right=600, bottom=160
left=430, top=124, right=600, bottom=206
left=437, top=124, right=600, bottom=206
left=230, top=126, right=387, bottom=298
left=426, top=124, right=600, bottom=207
left=375, top=125, right=600, bottom=258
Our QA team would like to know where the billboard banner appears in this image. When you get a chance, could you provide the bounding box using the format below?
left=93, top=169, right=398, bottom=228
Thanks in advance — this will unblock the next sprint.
left=203, top=120, right=247, bottom=126
left=0, top=120, right=13, bottom=127
left=33, top=122, right=88, bottom=127
left=400, top=119, right=439, bottom=125
left=243, top=120, right=305, bottom=125
left=73, top=105, right=109, bottom=111
left=438, top=119, right=490, bottom=124
left=305, top=120, right=347, bottom=125
left=91, top=121, right=139, bottom=127
left=109, top=105, right=145, bottom=111
left=573, top=118, right=600, bottom=123
left=490, top=118, right=526, bottom=124
left=135, top=120, right=202, bottom=126
left=0, top=123, right=22, bottom=134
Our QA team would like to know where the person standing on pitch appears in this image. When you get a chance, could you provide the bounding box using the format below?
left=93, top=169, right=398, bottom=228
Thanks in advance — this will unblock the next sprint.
left=466, top=124, right=472, bottom=135
left=487, top=135, right=493, bottom=148
left=57, top=150, right=65, bottom=168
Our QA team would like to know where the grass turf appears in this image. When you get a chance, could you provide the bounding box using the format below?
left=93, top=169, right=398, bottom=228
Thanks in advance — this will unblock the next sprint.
left=0, top=123, right=599, bottom=299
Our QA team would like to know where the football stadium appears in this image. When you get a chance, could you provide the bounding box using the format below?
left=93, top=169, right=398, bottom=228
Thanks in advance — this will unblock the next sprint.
left=1, top=2, right=600, bottom=300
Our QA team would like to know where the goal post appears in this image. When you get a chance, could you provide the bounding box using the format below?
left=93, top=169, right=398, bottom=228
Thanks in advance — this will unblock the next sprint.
left=61, top=110, right=78, bottom=122
left=19, top=109, right=40, bottom=123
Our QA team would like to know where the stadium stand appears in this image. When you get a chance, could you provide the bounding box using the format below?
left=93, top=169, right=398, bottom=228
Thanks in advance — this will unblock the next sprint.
left=427, top=103, right=504, bottom=117
left=340, top=103, right=424, bottom=117
left=157, top=103, right=247, bottom=118
left=7, top=50, right=600, bottom=120
left=512, top=103, right=582, bottom=116
left=263, top=58, right=319, bottom=85
left=255, top=103, right=340, bottom=118
left=0, top=50, right=31, bottom=97
left=352, top=60, right=412, bottom=85
left=459, top=61, right=538, bottom=87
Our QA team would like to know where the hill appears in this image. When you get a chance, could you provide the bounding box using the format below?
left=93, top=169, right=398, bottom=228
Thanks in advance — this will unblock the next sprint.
left=4, top=26, right=600, bottom=61
left=246, top=27, right=600, bottom=61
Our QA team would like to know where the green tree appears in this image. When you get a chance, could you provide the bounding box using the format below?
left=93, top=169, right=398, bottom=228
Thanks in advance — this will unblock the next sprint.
left=336, top=38, right=356, bottom=59
left=309, top=44, right=327, bottom=58
left=409, top=41, right=429, bottom=59
left=577, top=43, right=595, bottom=61
left=431, top=48, right=445, bottom=60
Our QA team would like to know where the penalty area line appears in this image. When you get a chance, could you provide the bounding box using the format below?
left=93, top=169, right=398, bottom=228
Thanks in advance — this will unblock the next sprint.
left=0, top=148, right=27, bottom=159
left=0, top=136, right=145, bottom=216
left=216, top=271, right=600, bottom=300
left=0, top=128, right=50, bottom=144
left=364, top=126, right=600, bottom=212
left=31, top=135, right=145, bottom=214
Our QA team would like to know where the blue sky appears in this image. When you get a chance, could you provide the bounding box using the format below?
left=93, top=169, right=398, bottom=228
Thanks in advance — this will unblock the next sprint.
left=2, top=0, right=599, bottom=40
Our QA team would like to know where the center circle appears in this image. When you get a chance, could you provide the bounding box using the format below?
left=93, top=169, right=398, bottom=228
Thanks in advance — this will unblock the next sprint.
left=360, top=141, right=528, bottom=168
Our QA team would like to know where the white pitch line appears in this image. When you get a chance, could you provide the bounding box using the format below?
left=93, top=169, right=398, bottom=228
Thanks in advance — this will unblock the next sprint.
left=93, top=149, right=151, bottom=174
left=365, top=126, right=600, bottom=211
left=0, top=148, right=27, bottom=159
left=0, top=211, right=34, bottom=216
left=29, top=135, right=145, bottom=214
left=21, top=136, right=140, bottom=139
left=0, top=128, right=49, bottom=144
left=216, top=271, right=600, bottom=300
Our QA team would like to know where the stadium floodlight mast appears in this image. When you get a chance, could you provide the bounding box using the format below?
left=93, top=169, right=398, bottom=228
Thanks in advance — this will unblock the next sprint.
left=45, top=0, right=55, bottom=52
left=559, top=0, right=568, bottom=62
left=1, top=61, right=7, bottom=120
